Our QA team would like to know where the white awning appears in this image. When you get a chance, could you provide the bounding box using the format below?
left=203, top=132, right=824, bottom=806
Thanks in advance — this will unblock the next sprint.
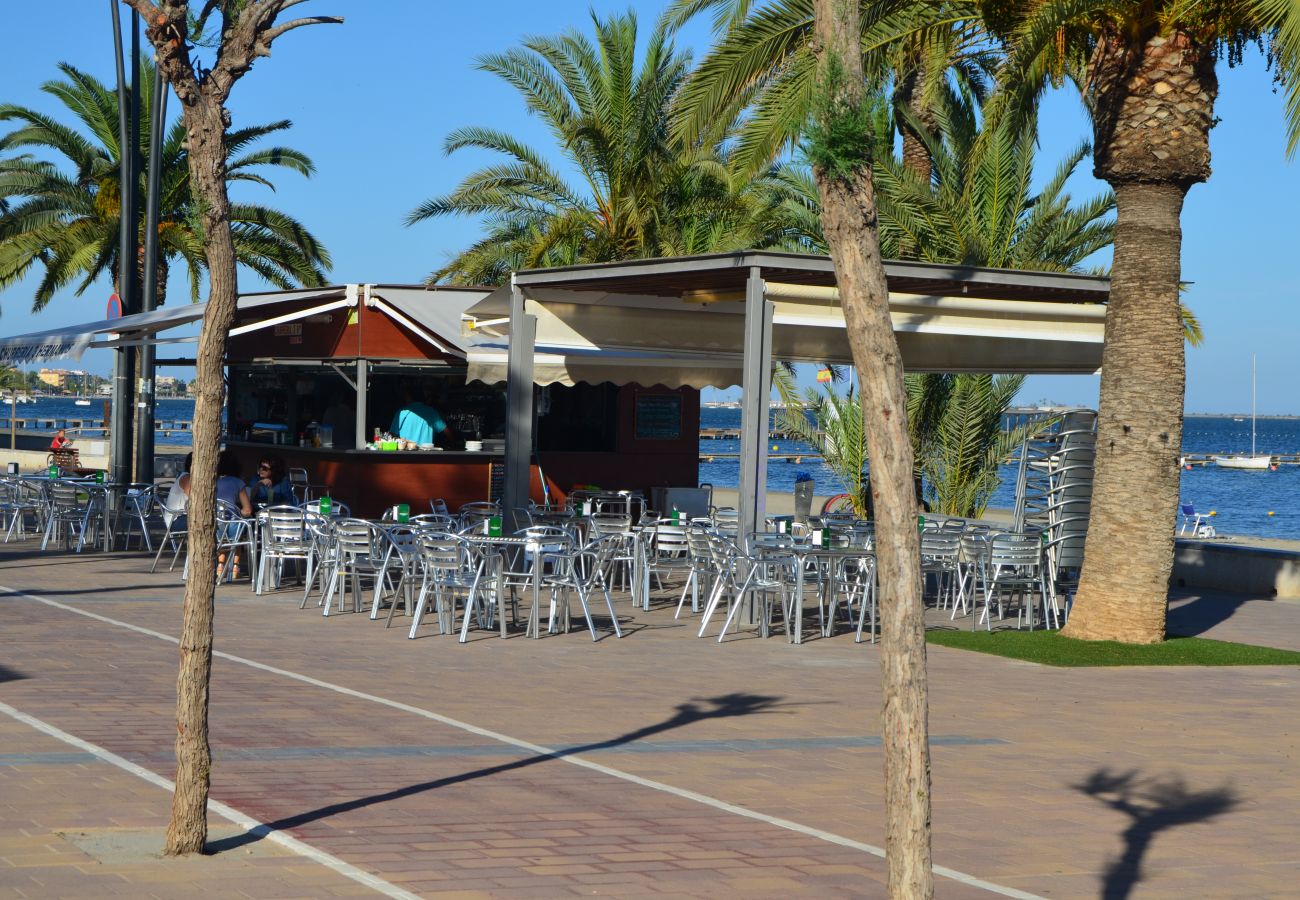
left=462, top=278, right=1107, bottom=388
left=364, top=285, right=492, bottom=357
left=0, top=289, right=350, bottom=365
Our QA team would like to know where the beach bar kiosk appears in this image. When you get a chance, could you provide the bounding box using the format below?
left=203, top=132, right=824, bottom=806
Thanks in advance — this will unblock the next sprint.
left=219, top=283, right=701, bottom=515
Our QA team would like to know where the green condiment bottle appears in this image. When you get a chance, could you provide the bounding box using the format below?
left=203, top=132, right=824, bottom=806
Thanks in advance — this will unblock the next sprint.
left=488, top=515, right=502, bottom=537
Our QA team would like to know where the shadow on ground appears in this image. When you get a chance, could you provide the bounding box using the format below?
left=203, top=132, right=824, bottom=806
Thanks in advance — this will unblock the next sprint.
left=1075, top=768, right=1238, bottom=900
left=1165, top=590, right=1258, bottom=639
left=0, top=663, right=27, bottom=683
left=207, top=691, right=789, bottom=854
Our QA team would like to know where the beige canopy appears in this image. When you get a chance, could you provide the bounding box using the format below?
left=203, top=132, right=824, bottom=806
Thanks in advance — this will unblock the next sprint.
left=463, top=261, right=1107, bottom=388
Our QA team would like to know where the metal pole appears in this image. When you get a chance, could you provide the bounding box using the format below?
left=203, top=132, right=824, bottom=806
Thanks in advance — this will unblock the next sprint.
left=736, top=266, right=773, bottom=539
left=134, top=59, right=166, bottom=483
left=109, top=2, right=138, bottom=485
left=354, top=359, right=368, bottom=449
left=502, top=277, right=537, bottom=531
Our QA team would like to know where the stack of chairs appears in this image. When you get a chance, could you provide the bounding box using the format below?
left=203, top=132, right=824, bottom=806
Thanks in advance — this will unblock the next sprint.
left=1011, top=409, right=1096, bottom=620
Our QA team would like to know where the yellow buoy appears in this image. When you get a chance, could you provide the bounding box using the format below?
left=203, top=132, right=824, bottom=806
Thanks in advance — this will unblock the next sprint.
left=1209, top=511, right=1217, bottom=516
left=772, top=444, right=779, bottom=451
left=1268, top=511, right=1276, bottom=516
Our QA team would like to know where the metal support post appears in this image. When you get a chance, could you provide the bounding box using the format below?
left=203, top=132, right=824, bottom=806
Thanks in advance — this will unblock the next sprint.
left=354, top=359, right=368, bottom=448
left=736, top=266, right=773, bottom=539
left=502, top=279, right=537, bottom=531
left=134, top=56, right=166, bottom=483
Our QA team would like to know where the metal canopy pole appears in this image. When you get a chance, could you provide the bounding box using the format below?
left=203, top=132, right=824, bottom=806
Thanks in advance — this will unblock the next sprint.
left=736, top=267, right=773, bottom=539
left=502, top=278, right=537, bottom=530
left=134, top=58, right=166, bottom=483
left=109, top=3, right=138, bottom=484
left=354, top=359, right=368, bottom=449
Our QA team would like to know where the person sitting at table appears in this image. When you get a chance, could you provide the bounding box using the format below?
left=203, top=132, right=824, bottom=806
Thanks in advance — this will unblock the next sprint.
left=50, top=428, right=73, bottom=450
left=162, top=452, right=193, bottom=528
left=216, top=450, right=253, bottom=579
left=247, top=454, right=294, bottom=506
left=390, top=387, right=448, bottom=447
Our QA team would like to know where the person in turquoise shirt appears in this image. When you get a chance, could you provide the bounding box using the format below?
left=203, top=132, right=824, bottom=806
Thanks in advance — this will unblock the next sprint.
left=390, top=387, right=447, bottom=445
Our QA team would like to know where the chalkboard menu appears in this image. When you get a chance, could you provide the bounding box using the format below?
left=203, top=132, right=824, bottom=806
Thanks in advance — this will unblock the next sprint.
left=488, top=460, right=506, bottom=503
left=634, top=394, right=682, bottom=441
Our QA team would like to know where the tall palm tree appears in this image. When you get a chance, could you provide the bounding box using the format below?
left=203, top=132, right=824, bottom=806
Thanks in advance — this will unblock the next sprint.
left=983, top=0, right=1300, bottom=644
left=0, top=60, right=330, bottom=312
left=410, top=10, right=793, bottom=283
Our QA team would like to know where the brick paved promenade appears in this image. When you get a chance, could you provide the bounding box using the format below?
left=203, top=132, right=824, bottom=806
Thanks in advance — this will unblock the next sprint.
left=0, top=540, right=1297, bottom=898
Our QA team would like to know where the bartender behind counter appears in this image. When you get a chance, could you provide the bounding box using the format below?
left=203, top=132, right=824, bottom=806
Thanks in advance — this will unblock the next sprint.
left=390, top=387, right=451, bottom=447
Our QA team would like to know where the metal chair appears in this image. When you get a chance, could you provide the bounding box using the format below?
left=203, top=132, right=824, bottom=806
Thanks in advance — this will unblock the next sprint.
left=256, top=505, right=311, bottom=594
left=979, top=532, right=1051, bottom=631
left=369, top=524, right=423, bottom=627
left=41, top=481, right=98, bottom=552
left=539, top=534, right=624, bottom=640
left=118, top=483, right=157, bottom=552
left=323, top=519, right=387, bottom=616
left=407, top=532, right=476, bottom=637
left=214, top=499, right=256, bottom=587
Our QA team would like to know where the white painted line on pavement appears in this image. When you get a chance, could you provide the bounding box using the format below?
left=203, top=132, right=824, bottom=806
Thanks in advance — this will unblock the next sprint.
left=0, top=698, right=421, bottom=900
left=4, top=585, right=1043, bottom=900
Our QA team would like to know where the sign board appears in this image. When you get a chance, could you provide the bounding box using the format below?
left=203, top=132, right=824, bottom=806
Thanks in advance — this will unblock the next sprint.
left=488, top=460, right=506, bottom=503
left=106, top=293, right=122, bottom=319
left=634, top=393, right=682, bottom=441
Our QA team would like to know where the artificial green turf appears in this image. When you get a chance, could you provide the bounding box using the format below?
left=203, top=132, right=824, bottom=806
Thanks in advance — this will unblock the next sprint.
left=925, top=629, right=1300, bottom=667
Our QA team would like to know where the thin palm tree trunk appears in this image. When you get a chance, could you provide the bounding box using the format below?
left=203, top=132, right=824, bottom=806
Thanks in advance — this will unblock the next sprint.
left=810, top=1, right=932, bottom=895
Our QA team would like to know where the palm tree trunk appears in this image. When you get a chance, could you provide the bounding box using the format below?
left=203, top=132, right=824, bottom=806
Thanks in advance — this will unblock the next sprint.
left=1064, top=29, right=1216, bottom=644
left=1064, top=182, right=1186, bottom=643
left=811, top=1, right=932, bottom=895
left=163, top=98, right=235, bottom=858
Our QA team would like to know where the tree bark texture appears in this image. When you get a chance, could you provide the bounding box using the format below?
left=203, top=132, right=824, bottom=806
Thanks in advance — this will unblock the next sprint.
left=126, top=0, right=342, bottom=856
left=810, top=1, right=933, bottom=895
left=1065, top=29, right=1217, bottom=644
left=163, top=96, right=236, bottom=858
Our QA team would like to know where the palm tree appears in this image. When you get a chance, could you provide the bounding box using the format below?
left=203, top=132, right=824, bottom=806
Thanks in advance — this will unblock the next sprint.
left=0, top=60, right=330, bottom=312
left=666, top=0, right=992, bottom=179
left=983, top=0, right=1300, bottom=644
left=771, top=99, right=1114, bottom=518
left=410, top=10, right=794, bottom=283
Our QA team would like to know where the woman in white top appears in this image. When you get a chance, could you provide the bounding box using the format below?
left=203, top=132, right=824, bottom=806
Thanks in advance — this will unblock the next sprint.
left=162, top=452, right=193, bottom=528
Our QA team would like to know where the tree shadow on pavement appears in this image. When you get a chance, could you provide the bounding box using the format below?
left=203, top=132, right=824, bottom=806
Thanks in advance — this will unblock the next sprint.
left=207, top=691, right=789, bottom=854
left=1165, top=590, right=1256, bottom=639
left=1075, top=768, right=1238, bottom=900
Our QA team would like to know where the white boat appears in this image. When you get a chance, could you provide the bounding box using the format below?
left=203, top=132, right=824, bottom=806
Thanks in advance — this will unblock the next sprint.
left=74, top=399, right=91, bottom=407
left=1213, top=355, right=1272, bottom=470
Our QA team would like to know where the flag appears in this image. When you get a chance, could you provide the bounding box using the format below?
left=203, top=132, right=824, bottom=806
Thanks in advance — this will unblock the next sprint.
left=816, top=369, right=832, bottom=383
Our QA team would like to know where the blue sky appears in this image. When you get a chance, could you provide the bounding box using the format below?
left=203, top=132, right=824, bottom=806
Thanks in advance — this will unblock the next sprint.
left=1, top=2, right=1296, bottom=414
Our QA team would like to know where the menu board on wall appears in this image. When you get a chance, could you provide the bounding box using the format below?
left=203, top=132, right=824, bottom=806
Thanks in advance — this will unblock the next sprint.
left=634, top=394, right=682, bottom=441
left=488, top=460, right=506, bottom=503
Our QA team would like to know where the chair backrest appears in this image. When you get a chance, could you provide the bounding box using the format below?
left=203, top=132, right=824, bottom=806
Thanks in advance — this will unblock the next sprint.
left=588, top=513, right=631, bottom=536
left=411, top=512, right=456, bottom=531
left=989, top=532, right=1042, bottom=567
left=263, top=505, right=306, bottom=544
left=49, top=481, right=84, bottom=511
left=429, top=498, right=450, bottom=516
left=418, top=532, right=466, bottom=574
left=1181, top=504, right=1196, bottom=516
left=334, top=518, right=380, bottom=559
left=653, top=523, right=689, bottom=556
left=920, top=532, right=960, bottom=558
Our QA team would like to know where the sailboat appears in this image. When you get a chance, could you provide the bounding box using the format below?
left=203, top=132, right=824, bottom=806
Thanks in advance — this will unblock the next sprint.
left=1214, top=355, right=1272, bottom=470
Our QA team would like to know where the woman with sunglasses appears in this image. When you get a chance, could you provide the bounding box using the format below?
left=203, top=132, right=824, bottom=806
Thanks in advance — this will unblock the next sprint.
left=247, top=455, right=294, bottom=507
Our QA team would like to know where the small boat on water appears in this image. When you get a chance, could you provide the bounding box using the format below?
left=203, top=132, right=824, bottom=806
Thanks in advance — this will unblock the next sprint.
left=74, top=399, right=91, bottom=406
left=1213, top=355, right=1273, bottom=470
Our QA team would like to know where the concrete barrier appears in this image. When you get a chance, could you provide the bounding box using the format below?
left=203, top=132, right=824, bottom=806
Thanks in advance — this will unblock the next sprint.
left=1172, top=539, right=1300, bottom=599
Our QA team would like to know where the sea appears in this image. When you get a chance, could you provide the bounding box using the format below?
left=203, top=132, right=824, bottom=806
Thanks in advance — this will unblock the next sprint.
left=11, top=397, right=1296, bottom=539
left=701, top=407, right=1300, bottom=541
left=5, top=396, right=197, bottom=449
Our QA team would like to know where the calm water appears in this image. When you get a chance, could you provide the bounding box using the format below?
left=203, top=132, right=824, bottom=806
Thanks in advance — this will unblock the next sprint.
left=700, top=407, right=1300, bottom=540
left=4, top=396, right=196, bottom=447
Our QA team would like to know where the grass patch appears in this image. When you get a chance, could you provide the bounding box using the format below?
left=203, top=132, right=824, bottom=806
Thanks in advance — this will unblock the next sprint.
left=925, top=629, right=1300, bottom=667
